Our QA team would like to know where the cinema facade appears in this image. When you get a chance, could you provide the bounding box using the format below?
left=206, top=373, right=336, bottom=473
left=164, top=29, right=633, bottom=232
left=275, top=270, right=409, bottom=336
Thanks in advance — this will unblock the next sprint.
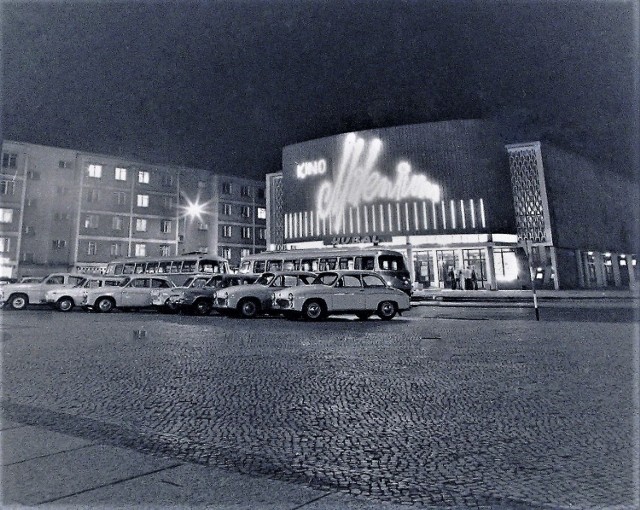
left=266, top=120, right=638, bottom=290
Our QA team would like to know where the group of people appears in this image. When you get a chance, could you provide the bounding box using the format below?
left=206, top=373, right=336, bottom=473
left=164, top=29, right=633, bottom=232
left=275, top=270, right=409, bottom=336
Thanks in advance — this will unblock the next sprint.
left=447, top=266, right=478, bottom=290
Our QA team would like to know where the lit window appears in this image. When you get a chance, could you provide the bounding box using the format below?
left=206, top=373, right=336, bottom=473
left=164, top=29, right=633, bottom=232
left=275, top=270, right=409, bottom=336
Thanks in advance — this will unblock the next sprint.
left=2, top=153, right=17, bottom=168
left=0, top=208, right=14, bottom=223
left=136, top=218, right=147, bottom=232
left=135, top=243, right=146, bottom=256
left=257, top=207, right=266, bottom=220
left=137, top=194, right=149, bottom=207
left=0, top=181, right=15, bottom=195
left=138, top=171, right=150, bottom=183
left=161, top=220, right=172, bottom=233
left=222, top=225, right=232, bottom=238
left=241, top=226, right=252, bottom=239
left=241, top=248, right=251, bottom=258
left=115, top=167, right=127, bottom=181
left=0, top=237, right=10, bottom=253
left=87, top=164, right=102, bottom=178
left=87, top=242, right=97, bottom=255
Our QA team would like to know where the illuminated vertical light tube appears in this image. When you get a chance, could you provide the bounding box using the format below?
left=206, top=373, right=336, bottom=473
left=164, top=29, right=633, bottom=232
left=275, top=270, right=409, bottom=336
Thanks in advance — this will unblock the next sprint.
left=356, top=207, right=361, bottom=233
left=413, top=202, right=419, bottom=231
left=342, top=213, right=346, bottom=234
left=480, top=198, right=486, bottom=228
left=405, top=203, right=410, bottom=231
left=293, top=213, right=297, bottom=238
left=328, top=216, right=333, bottom=235
left=441, top=201, right=447, bottom=229
left=379, top=204, right=385, bottom=232
left=450, top=200, right=456, bottom=229
left=300, top=212, right=304, bottom=237
left=322, top=217, right=326, bottom=236
left=460, top=200, right=466, bottom=229
left=364, top=206, right=369, bottom=232
left=422, top=202, right=428, bottom=230
left=349, top=208, right=354, bottom=234
left=388, top=204, right=393, bottom=232
left=284, top=213, right=289, bottom=239
left=371, top=205, right=376, bottom=232
left=470, top=199, right=476, bottom=228
left=303, top=211, right=308, bottom=237
left=396, top=203, right=401, bottom=231
left=432, top=202, right=437, bottom=230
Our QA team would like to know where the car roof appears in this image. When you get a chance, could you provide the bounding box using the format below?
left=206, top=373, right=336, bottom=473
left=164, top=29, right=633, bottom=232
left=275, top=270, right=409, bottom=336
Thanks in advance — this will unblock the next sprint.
left=316, top=270, right=382, bottom=276
left=259, top=271, right=317, bottom=277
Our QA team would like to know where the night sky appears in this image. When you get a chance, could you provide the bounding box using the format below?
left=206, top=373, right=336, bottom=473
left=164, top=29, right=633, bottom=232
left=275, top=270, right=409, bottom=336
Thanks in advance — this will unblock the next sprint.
left=2, top=1, right=637, bottom=179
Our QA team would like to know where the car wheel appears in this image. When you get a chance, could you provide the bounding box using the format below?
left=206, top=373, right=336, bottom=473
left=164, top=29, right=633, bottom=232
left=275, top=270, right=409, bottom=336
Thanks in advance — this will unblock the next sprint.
left=303, top=300, right=325, bottom=321
left=57, top=297, right=74, bottom=312
left=95, top=297, right=115, bottom=313
left=356, top=312, right=373, bottom=320
left=194, top=299, right=212, bottom=316
left=238, top=298, right=259, bottom=318
left=8, top=294, right=28, bottom=310
left=377, top=300, right=397, bottom=320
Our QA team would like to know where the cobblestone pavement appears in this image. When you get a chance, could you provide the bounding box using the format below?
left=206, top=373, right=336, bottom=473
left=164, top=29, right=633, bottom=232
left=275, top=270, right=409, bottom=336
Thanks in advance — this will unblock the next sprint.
left=2, top=304, right=638, bottom=509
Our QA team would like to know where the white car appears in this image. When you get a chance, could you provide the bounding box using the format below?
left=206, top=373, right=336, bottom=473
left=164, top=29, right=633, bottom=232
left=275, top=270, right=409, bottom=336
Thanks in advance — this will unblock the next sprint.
left=0, top=273, right=87, bottom=310
left=151, top=274, right=213, bottom=312
left=213, top=271, right=316, bottom=318
left=81, top=275, right=175, bottom=313
left=272, top=270, right=411, bottom=321
left=45, top=276, right=126, bottom=312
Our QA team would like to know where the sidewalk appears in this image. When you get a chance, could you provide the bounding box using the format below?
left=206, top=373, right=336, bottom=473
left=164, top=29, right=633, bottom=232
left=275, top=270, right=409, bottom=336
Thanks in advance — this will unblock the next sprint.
left=1, top=418, right=413, bottom=509
left=411, top=287, right=640, bottom=303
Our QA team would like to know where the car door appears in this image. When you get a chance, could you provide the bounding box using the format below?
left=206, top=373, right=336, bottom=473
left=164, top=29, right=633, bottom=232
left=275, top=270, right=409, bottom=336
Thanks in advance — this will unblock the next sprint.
left=362, top=274, right=389, bottom=310
left=150, top=278, right=173, bottom=306
left=120, top=278, right=150, bottom=307
left=37, top=275, right=66, bottom=302
left=332, top=275, right=365, bottom=311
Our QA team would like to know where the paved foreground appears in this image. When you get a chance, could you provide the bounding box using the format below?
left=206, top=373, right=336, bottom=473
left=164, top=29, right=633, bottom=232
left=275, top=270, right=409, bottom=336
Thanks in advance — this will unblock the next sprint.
left=1, top=303, right=639, bottom=508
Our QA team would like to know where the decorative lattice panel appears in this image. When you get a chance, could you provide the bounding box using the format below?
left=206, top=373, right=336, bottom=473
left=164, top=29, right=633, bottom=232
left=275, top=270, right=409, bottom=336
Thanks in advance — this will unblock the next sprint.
left=508, top=146, right=547, bottom=243
left=268, top=174, right=285, bottom=246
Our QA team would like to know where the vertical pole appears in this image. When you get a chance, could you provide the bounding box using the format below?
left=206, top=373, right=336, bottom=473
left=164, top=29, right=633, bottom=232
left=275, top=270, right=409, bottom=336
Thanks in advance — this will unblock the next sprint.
left=524, top=240, right=540, bottom=321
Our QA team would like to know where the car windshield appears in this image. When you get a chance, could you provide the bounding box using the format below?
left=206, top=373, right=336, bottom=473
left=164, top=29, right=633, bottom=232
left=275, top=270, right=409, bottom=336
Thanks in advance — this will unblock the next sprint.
left=312, top=273, right=339, bottom=286
left=72, top=278, right=90, bottom=288
left=205, top=277, right=223, bottom=288
left=255, top=274, right=275, bottom=286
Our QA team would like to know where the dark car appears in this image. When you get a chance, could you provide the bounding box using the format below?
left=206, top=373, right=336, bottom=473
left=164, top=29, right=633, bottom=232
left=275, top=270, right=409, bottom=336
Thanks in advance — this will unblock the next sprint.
left=168, top=274, right=258, bottom=315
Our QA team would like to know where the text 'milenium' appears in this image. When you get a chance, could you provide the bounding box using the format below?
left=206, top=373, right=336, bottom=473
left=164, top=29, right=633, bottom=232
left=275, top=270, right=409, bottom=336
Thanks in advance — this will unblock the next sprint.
left=316, top=133, right=441, bottom=228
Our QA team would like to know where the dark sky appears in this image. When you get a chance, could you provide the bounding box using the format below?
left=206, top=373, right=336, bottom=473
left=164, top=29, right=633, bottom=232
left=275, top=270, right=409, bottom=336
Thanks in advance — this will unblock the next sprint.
left=2, top=0, right=637, bottom=179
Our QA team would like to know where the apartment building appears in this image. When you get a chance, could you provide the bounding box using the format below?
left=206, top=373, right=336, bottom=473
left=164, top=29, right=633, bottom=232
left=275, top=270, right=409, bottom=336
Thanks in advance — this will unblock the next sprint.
left=0, top=141, right=267, bottom=278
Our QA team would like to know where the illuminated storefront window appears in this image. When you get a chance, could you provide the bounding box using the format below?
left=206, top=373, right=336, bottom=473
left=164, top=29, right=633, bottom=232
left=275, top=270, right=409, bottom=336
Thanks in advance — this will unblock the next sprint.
left=494, top=249, right=519, bottom=281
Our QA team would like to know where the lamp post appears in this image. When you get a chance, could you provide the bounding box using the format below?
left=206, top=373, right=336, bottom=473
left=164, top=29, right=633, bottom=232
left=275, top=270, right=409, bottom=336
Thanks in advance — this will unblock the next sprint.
left=522, top=239, right=540, bottom=321
left=178, top=195, right=207, bottom=255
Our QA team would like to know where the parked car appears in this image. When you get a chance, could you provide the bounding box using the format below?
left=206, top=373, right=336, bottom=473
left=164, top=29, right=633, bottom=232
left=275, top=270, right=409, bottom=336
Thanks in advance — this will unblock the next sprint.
left=151, top=273, right=214, bottom=313
left=0, top=273, right=87, bottom=310
left=167, top=274, right=258, bottom=315
left=272, top=270, right=411, bottom=321
left=213, top=271, right=316, bottom=318
left=45, top=276, right=126, bottom=312
left=81, top=275, right=175, bottom=313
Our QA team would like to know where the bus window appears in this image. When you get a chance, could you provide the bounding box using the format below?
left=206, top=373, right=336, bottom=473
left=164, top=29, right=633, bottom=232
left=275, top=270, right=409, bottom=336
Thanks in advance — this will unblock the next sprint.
left=198, top=260, right=219, bottom=273
left=254, top=260, right=266, bottom=273
left=158, top=260, right=172, bottom=273
left=146, top=262, right=159, bottom=273
left=113, top=264, right=124, bottom=275
left=239, top=261, right=252, bottom=273
left=338, top=257, right=355, bottom=270
left=282, top=260, right=297, bottom=271
left=134, top=262, right=145, bottom=274
left=379, top=255, right=406, bottom=271
left=267, top=260, right=282, bottom=271
left=355, top=256, right=375, bottom=270
left=300, top=258, right=317, bottom=271
left=181, top=260, right=196, bottom=273
left=123, top=263, right=135, bottom=275
left=319, top=257, right=337, bottom=271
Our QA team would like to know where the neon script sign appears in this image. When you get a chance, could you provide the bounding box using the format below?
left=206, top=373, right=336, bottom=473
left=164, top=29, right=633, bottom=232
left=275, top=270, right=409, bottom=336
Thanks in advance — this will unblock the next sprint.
left=316, top=133, right=441, bottom=227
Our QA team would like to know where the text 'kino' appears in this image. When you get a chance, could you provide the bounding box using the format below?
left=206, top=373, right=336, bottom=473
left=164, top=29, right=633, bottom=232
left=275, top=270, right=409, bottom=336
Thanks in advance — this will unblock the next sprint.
left=296, top=159, right=326, bottom=179
left=316, top=133, right=441, bottom=227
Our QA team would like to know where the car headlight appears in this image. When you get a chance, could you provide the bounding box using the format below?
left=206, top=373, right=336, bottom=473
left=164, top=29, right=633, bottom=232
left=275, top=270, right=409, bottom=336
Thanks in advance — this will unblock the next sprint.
left=288, top=293, right=294, bottom=300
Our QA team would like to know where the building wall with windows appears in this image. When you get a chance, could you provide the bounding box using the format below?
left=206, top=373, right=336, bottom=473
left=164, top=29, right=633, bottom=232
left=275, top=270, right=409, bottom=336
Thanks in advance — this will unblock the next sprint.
left=0, top=141, right=267, bottom=277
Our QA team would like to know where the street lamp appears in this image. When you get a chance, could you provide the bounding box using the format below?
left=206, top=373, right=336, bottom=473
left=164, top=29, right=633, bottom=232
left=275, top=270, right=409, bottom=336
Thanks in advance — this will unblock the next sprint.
left=177, top=195, right=210, bottom=254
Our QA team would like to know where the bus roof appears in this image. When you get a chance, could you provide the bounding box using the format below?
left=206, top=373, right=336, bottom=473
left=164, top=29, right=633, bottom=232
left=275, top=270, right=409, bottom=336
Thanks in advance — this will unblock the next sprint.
left=242, top=248, right=404, bottom=260
left=107, top=254, right=226, bottom=264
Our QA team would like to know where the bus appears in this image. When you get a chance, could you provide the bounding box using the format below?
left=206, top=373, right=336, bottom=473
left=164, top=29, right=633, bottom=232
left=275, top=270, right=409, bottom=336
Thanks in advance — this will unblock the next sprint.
left=238, top=248, right=412, bottom=295
left=104, top=253, right=229, bottom=286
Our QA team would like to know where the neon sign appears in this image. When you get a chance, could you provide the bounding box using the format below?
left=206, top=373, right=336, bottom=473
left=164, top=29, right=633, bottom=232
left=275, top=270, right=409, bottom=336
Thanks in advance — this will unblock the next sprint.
left=316, top=133, right=441, bottom=228
left=296, top=159, right=327, bottom=179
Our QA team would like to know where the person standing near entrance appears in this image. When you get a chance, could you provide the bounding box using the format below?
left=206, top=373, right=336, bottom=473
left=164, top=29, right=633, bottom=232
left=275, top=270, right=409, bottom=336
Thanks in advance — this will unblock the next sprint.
left=448, top=267, right=456, bottom=289
left=457, top=269, right=464, bottom=290
left=464, top=266, right=473, bottom=290
left=471, top=266, right=478, bottom=290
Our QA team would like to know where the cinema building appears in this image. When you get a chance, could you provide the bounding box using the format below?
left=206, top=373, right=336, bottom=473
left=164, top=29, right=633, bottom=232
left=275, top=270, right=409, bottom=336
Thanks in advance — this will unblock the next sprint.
left=266, top=120, right=638, bottom=290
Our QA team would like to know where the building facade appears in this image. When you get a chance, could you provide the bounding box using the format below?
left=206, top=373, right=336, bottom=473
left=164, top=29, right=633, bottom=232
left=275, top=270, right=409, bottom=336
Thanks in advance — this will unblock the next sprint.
left=0, top=141, right=267, bottom=277
left=267, top=120, right=638, bottom=290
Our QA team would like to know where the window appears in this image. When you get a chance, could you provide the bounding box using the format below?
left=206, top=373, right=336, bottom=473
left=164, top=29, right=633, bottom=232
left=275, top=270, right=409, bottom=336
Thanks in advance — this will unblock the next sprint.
left=2, top=153, right=17, bottom=168
left=338, top=275, right=362, bottom=288
left=162, top=174, right=174, bottom=186
left=110, top=243, right=122, bottom=256
left=52, top=240, right=67, bottom=249
left=160, top=220, right=172, bottom=233
left=27, top=170, right=40, bottom=180
left=0, top=237, right=10, bottom=253
left=0, top=208, right=14, bottom=223
left=257, top=207, right=266, bottom=220
left=87, top=189, right=100, bottom=202
left=151, top=278, right=172, bottom=288
left=112, top=191, right=127, bottom=205
left=112, top=216, right=123, bottom=230
left=257, top=188, right=265, bottom=199
left=241, top=206, right=252, bottom=218
left=241, top=186, right=251, bottom=197
left=163, top=196, right=174, bottom=209
left=355, top=256, right=375, bottom=271
left=0, top=181, right=15, bottom=195
left=222, top=203, right=232, bottom=215
left=258, top=228, right=266, bottom=240
left=87, top=242, right=97, bottom=255
left=138, top=171, right=150, bottom=183
left=87, top=164, right=102, bottom=178
left=220, top=247, right=232, bottom=259
left=135, top=243, right=146, bottom=256
left=197, top=222, right=208, bottom=231
left=222, top=225, right=232, bottom=238
left=136, top=218, right=147, bottom=232
left=84, top=215, right=99, bottom=228
left=160, top=245, right=171, bottom=257
left=363, top=274, right=386, bottom=287
left=222, top=182, right=232, bottom=194
left=241, top=248, right=251, bottom=258
left=58, top=160, right=72, bottom=169
left=241, top=226, right=252, bottom=239
left=115, top=167, right=127, bottom=181
left=137, top=194, right=149, bottom=207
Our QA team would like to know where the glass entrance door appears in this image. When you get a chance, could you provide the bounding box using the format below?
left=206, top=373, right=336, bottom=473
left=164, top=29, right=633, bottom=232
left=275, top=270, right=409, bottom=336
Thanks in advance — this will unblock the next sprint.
left=436, top=250, right=458, bottom=289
